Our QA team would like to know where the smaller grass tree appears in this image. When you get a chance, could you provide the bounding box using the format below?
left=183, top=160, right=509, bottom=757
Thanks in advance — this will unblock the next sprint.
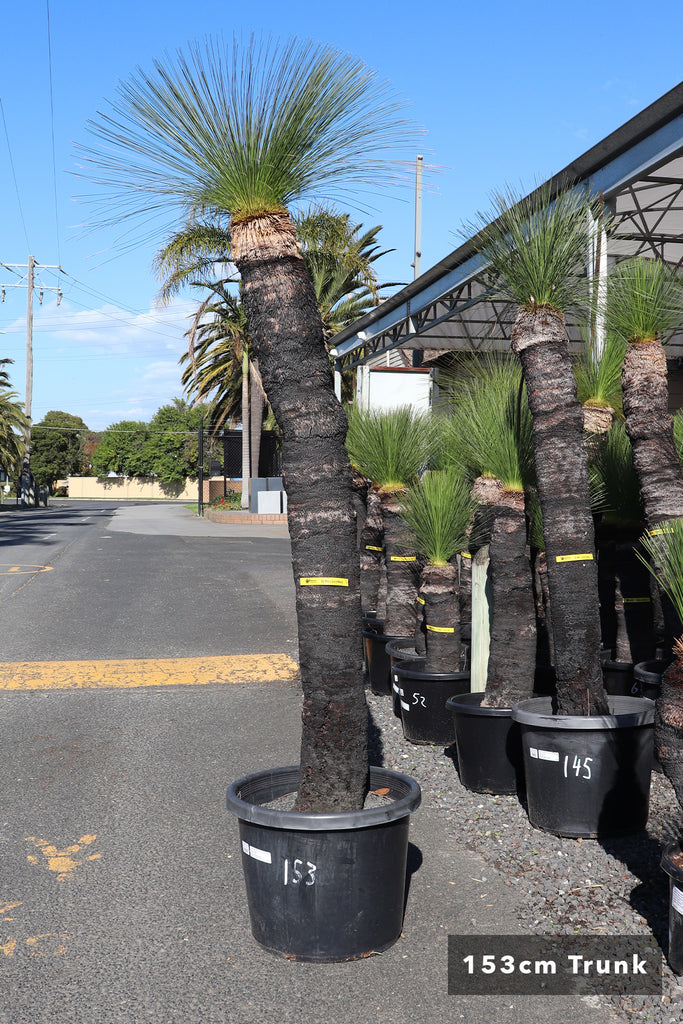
left=399, top=468, right=475, bottom=672
left=438, top=354, right=537, bottom=706
left=346, top=406, right=435, bottom=638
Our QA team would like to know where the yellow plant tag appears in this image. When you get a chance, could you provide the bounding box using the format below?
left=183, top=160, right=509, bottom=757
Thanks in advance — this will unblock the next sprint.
left=649, top=527, right=674, bottom=536
left=622, top=597, right=651, bottom=604
left=365, top=545, right=383, bottom=552
left=416, top=596, right=425, bottom=605
left=390, top=555, right=417, bottom=562
left=425, top=624, right=456, bottom=633
left=299, top=577, right=349, bottom=587
left=555, top=553, right=594, bottom=563
left=460, top=551, right=472, bottom=559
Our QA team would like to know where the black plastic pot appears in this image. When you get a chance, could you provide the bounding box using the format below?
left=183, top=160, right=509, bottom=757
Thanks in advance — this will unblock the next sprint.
left=361, top=611, right=384, bottom=635
left=602, top=659, right=639, bottom=697
left=511, top=695, right=654, bottom=838
left=363, top=631, right=406, bottom=695
left=634, top=659, right=670, bottom=700
left=394, top=659, right=469, bottom=745
left=661, top=843, right=683, bottom=974
left=226, top=765, right=421, bottom=962
left=447, top=691, right=524, bottom=795
left=386, top=639, right=425, bottom=718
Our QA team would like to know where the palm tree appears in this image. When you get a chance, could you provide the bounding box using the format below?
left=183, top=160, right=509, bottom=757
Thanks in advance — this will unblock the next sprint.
left=469, top=183, right=609, bottom=716
left=0, top=360, right=28, bottom=483
left=601, top=257, right=683, bottom=527
left=437, top=354, right=537, bottom=706
left=79, top=35, right=416, bottom=812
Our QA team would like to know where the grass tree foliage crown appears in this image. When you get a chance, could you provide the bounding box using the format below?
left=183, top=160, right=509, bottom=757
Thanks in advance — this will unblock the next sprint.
left=345, top=405, right=435, bottom=492
left=603, top=257, right=683, bottom=344
left=78, top=35, right=417, bottom=232
left=468, top=181, right=605, bottom=313
left=400, top=468, right=474, bottom=566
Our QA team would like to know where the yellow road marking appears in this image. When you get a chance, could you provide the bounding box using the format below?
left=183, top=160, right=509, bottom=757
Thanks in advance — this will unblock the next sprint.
left=0, top=654, right=299, bottom=691
left=0, top=563, right=53, bottom=575
left=25, top=835, right=99, bottom=881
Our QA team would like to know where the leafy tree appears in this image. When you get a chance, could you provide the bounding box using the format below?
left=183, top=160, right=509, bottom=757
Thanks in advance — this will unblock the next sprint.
left=0, top=360, right=28, bottom=480
left=79, top=34, right=416, bottom=812
left=144, top=399, right=207, bottom=485
left=91, top=420, right=151, bottom=477
left=30, top=411, right=89, bottom=491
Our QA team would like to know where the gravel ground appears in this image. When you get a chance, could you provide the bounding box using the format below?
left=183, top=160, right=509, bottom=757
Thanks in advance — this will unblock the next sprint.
left=366, top=690, right=683, bottom=1024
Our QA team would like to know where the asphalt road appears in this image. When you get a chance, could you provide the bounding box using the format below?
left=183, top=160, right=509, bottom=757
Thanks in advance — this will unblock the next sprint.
left=0, top=501, right=619, bottom=1024
left=0, top=500, right=298, bottom=661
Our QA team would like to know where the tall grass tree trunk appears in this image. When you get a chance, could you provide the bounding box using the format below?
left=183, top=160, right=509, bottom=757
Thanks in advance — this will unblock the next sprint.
left=622, top=340, right=683, bottom=528
left=232, top=212, right=367, bottom=813
left=481, top=493, right=537, bottom=708
left=512, top=305, right=608, bottom=716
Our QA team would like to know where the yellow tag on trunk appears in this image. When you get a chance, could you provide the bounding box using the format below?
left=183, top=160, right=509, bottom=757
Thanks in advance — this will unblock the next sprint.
left=390, top=555, right=417, bottom=562
left=622, top=597, right=651, bottom=604
left=299, top=577, right=349, bottom=587
left=555, top=553, right=594, bottom=563
left=460, top=551, right=472, bottom=559
left=365, top=545, right=383, bottom=551
left=416, top=596, right=425, bottom=605
left=425, top=624, right=456, bottom=633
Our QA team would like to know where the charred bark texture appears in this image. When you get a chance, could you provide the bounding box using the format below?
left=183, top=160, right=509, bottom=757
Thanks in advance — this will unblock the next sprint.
left=656, top=656, right=683, bottom=815
left=381, top=491, right=420, bottom=637
left=512, top=307, right=607, bottom=716
left=622, top=340, right=683, bottom=527
left=421, top=563, right=461, bottom=673
left=482, top=497, right=537, bottom=708
left=359, top=486, right=384, bottom=614
left=234, top=213, right=367, bottom=812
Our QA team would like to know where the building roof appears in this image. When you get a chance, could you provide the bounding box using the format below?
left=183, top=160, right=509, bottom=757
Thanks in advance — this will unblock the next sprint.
left=332, top=82, right=683, bottom=369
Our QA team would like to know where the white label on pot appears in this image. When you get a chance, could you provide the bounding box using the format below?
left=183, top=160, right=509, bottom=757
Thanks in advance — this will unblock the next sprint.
left=537, top=749, right=560, bottom=762
left=672, top=886, right=683, bottom=915
left=529, top=747, right=538, bottom=758
left=400, top=700, right=411, bottom=711
left=242, top=842, right=272, bottom=864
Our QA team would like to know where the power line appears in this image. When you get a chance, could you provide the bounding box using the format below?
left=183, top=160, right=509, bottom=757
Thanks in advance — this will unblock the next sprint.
left=0, top=98, right=30, bottom=252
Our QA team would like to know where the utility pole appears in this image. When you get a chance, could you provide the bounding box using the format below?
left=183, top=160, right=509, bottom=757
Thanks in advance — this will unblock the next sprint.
left=0, top=257, right=63, bottom=505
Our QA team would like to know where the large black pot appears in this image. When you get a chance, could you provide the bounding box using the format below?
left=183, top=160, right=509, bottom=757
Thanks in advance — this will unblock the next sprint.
left=394, top=659, right=469, bottom=745
left=512, top=695, right=654, bottom=838
left=226, top=765, right=421, bottom=962
left=447, top=691, right=524, bottom=795
left=662, top=843, right=683, bottom=974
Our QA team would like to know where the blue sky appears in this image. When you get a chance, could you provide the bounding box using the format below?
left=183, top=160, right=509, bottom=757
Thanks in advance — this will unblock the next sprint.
left=1, top=0, right=682, bottom=431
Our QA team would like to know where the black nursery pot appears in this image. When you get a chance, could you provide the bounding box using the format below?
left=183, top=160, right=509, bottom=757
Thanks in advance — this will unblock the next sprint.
left=602, top=659, right=639, bottom=697
left=387, top=639, right=425, bottom=718
left=226, top=765, right=421, bottom=962
left=634, top=659, right=670, bottom=700
left=394, top=659, right=469, bottom=745
left=363, top=631, right=408, bottom=696
left=661, top=843, right=683, bottom=974
left=447, top=691, right=524, bottom=795
left=512, top=695, right=654, bottom=838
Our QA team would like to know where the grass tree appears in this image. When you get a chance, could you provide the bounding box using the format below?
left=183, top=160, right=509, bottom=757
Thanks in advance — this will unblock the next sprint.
left=573, top=330, right=627, bottom=435
left=602, top=257, right=683, bottom=528
left=469, top=183, right=609, bottom=716
left=399, top=469, right=474, bottom=672
left=346, top=406, right=434, bottom=638
left=438, top=354, right=537, bottom=706
left=78, top=36, right=417, bottom=813
left=639, top=520, right=683, bottom=814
